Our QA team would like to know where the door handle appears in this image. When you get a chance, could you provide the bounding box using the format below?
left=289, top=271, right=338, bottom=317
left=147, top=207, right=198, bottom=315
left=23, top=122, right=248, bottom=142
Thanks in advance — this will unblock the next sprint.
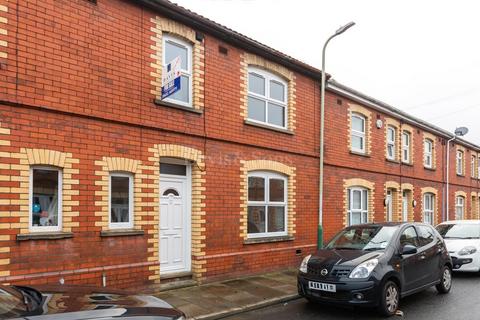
left=419, top=255, right=426, bottom=260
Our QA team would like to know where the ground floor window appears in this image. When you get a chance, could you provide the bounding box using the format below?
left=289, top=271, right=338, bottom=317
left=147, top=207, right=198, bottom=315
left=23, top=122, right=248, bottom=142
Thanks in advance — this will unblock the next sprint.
left=423, top=193, right=434, bottom=225
left=109, top=173, right=134, bottom=229
left=455, top=196, right=465, bottom=220
left=247, top=172, right=287, bottom=237
left=30, top=167, right=62, bottom=231
left=348, top=187, right=368, bottom=225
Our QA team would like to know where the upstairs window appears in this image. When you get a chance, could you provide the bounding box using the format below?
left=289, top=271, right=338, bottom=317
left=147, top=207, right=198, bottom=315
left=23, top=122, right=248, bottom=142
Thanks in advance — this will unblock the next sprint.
left=351, top=114, right=366, bottom=153
left=386, top=126, right=396, bottom=160
left=402, top=132, right=411, bottom=163
left=109, top=173, right=134, bottom=229
left=247, top=67, right=287, bottom=128
left=247, top=172, right=287, bottom=237
left=30, top=167, right=62, bottom=232
left=456, top=150, right=464, bottom=175
left=471, top=155, right=476, bottom=178
left=162, top=34, right=192, bottom=107
left=424, top=139, right=433, bottom=168
left=455, top=196, right=465, bottom=220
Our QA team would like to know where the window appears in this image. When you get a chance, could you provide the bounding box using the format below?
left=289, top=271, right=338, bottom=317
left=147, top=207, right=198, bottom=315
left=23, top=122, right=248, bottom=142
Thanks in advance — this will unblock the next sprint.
left=247, top=67, right=287, bottom=128
left=455, top=196, right=465, bottom=220
left=30, top=167, right=62, bottom=232
left=423, top=193, right=434, bottom=225
left=347, top=188, right=368, bottom=225
left=247, top=172, right=287, bottom=237
left=401, top=131, right=411, bottom=163
left=471, top=155, right=476, bottom=178
left=424, top=139, right=433, bottom=168
left=399, top=226, right=419, bottom=248
left=386, top=126, right=396, bottom=160
left=386, top=189, right=393, bottom=221
left=162, top=34, right=192, bottom=107
left=109, top=173, right=133, bottom=229
left=402, top=190, right=410, bottom=222
left=351, top=114, right=366, bottom=153
left=417, top=225, right=435, bottom=247
left=456, top=150, right=464, bottom=175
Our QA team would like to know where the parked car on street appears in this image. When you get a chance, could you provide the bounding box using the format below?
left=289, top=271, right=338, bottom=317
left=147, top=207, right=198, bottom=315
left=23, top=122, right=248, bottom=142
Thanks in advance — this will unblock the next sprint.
left=298, top=222, right=452, bottom=316
left=0, top=284, right=185, bottom=319
left=436, top=220, right=480, bottom=272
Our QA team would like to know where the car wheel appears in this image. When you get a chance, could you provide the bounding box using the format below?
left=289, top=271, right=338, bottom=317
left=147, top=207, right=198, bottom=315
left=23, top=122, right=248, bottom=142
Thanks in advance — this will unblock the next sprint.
left=436, top=266, right=452, bottom=294
left=377, top=280, right=399, bottom=317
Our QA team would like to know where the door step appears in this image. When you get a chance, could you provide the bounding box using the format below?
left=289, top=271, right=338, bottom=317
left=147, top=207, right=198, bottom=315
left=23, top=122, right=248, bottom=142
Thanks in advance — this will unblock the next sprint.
left=159, top=271, right=196, bottom=291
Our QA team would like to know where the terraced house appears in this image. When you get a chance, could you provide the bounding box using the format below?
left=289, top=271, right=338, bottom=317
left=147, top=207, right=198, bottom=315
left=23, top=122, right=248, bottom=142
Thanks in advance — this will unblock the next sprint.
left=0, top=0, right=478, bottom=288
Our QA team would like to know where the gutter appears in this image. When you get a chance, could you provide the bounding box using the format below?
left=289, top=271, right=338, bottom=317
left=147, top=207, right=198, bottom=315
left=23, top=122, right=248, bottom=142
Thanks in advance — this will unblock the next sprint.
left=136, top=0, right=327, bottom=82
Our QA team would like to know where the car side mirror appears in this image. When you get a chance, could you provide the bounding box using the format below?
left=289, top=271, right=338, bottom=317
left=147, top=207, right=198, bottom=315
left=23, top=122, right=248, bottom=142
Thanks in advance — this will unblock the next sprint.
left=401, top=244, right=417, bottom=255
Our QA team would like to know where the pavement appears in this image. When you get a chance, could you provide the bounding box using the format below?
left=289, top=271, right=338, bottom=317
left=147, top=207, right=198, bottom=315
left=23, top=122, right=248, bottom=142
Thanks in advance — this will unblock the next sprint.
left=153, top=269, right=299, bottom=320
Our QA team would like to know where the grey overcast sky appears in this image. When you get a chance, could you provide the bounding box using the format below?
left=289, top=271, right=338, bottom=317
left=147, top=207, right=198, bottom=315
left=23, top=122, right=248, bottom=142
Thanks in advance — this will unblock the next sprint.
left=172, top=0, right=480, bottom=144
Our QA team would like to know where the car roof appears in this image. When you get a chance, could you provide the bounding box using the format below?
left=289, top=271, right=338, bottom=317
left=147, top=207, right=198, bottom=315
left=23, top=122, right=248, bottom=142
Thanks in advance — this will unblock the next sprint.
left=347, top=222, right=408, bottom=228
left=438, top=219, right=480, bottom=225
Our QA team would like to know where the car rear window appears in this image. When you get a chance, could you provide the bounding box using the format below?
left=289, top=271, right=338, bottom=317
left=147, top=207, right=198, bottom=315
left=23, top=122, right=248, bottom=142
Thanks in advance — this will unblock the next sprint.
left=436, top=224, right=480, bottom=239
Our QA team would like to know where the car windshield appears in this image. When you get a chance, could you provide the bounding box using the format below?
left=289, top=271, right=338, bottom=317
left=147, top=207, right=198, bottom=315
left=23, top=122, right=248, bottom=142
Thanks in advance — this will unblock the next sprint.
left=325, top=225, right=399, bottom=251
left=0, top=286, right=28, bottom=318
left=436, top=224, right=480, bottom=239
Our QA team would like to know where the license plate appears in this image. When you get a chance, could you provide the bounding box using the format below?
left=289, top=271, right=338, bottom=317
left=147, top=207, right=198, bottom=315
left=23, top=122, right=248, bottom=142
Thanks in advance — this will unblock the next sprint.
left=308, top=281, right=336, bottom=292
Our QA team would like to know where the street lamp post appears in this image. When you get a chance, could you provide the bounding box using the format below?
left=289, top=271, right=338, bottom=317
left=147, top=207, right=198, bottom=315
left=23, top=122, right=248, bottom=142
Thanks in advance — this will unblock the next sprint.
left=318, top=22, right=355, bottom=249
left=444, top=127, right=468, bottom=222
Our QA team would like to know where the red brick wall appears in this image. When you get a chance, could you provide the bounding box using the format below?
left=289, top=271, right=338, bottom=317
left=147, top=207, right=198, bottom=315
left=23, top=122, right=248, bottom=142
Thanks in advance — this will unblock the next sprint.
left=0, top=0, right=321, bottom=287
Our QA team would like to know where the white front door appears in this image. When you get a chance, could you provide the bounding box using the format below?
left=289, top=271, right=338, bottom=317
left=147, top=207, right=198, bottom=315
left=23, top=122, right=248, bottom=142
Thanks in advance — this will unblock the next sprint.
left=159, top=173, right=191, bottom=274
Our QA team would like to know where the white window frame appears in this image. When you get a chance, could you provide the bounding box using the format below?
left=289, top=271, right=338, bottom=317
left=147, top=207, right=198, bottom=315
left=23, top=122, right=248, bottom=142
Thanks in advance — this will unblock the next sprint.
left=402, top=190, right=409, bottom=222
left=423, top=193, right=434, bottom=225
left=109, top=172, right=134, bottom=229
left=386, top=126, right=396, bottom=160
left=347, top=187, right=369, bottom=226
left=29, top=166, right=63, bottom=232
left=402, top=131, right=411, bottom=163
left=386, top=189, right=393, bottom=221
left=247, top=171, right=288, bottom=238
left=471, top=155, right=476, bottom=178
left=456, top=150, right=464, bottom=175
left=162, top=34, right=193, bottom=108
left=424, top=139, right=433, bottom=168
left=247, top=67, right=288, bottom=129
left=455, top=196, right=465, bottom=220
left=351, top=113, right=366, bottom=154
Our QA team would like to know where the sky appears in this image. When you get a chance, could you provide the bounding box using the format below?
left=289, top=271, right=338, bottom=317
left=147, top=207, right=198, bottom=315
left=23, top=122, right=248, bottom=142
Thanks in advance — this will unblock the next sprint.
left=171, top=0, right=480, bottom=144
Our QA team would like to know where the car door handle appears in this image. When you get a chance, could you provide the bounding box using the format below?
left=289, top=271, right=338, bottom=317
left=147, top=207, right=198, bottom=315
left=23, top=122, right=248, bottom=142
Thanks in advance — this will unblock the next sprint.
left=419, top=255, right=426, bottom=260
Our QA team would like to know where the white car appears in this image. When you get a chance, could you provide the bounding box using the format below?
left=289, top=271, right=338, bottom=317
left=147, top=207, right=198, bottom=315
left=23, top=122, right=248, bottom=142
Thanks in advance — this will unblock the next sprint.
left=436, top=220, right=480, bottom=272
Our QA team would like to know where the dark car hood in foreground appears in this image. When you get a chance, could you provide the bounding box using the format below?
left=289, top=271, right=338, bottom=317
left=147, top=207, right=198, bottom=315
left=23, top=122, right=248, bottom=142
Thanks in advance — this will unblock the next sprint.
left=13, top=285, right=183, bottom=320
left=309, top=249, right=383, bottom=269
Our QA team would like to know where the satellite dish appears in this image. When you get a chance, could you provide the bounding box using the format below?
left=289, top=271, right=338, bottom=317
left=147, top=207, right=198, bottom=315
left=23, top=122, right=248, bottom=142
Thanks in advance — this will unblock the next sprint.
left=454, top=127, right=469, bottom=136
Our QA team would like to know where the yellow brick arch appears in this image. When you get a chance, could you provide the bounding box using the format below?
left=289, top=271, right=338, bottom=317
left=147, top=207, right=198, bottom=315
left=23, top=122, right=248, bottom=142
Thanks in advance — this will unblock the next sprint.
left=243, top=159, right=295, bottom=176
left=105, top=157, right=139, bottom=173
left=156, top=144, right=205, bottom=170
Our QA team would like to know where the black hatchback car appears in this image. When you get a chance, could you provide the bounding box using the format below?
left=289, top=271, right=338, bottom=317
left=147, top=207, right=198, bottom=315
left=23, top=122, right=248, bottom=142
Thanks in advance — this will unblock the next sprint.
left=0, top=284, right=185, bottom=319
left=298, top=223, right=452, bottom=316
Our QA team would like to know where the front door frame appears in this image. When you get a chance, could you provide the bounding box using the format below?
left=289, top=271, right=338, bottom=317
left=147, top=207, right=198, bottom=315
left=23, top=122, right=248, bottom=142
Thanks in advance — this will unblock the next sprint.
left=159, top=158, right=192, bottom=275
